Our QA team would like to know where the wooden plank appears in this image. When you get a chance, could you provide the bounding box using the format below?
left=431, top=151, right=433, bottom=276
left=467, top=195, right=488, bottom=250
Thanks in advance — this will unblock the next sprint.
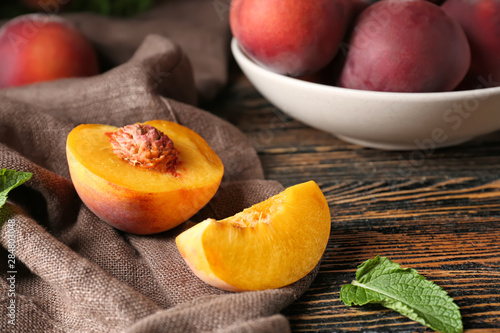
left=206, top=70, right=500, bottom=332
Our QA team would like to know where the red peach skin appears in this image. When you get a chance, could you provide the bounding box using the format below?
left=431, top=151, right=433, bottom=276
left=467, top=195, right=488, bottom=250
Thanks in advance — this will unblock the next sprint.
left=230, top=0, right=352, bottom=77
left=0, top=14, right=99, bottom=89
left=339, top=0, right=471, bottom=92
left=443, top=0, right=500, bottom=88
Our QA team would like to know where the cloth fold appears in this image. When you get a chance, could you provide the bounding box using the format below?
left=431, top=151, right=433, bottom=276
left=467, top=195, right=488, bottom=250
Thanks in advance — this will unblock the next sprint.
left=67, top=0, right=231, bottom=103
left=0, top=3, right=317, bottom=332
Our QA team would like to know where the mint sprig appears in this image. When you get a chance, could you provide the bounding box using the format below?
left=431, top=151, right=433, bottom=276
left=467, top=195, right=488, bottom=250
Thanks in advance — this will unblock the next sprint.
left=0, top=168, right=32, bottom=209
left=340, top=256, right=463, bottom=333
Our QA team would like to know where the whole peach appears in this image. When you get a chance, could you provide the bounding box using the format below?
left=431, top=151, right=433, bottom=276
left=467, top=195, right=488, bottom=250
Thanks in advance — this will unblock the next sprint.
left=443, top=0, right=500, bottom=88
left=0, top=14, right=99, bottom=89
left=339, top=0, right=471, bottom=92
left=230, top=0, right=352, bottom=77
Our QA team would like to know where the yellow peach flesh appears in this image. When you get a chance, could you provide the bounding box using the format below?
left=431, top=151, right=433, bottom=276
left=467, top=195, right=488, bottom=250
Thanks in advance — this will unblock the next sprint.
left=176, top=181, right=331, bottom=291
left=66, top=120, right=224, bottom=234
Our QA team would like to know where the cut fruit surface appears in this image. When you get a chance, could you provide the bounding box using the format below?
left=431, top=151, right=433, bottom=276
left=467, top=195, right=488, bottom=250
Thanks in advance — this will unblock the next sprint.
left=176, top=181, right=331, bottom=291
left=66, top=120, right=224, bottom=234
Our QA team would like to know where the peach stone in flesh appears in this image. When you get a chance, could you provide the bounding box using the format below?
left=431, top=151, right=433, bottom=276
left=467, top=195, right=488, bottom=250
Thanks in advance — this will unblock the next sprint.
left=106, top=123, right=180, bottom=175
left=66, top=120, right=224, bottom=235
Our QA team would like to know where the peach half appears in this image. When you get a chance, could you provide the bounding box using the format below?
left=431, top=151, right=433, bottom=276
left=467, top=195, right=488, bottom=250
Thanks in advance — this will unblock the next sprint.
left=66, top=120, right=224, bottom=235
left=176, top=181, right=331, bottom=292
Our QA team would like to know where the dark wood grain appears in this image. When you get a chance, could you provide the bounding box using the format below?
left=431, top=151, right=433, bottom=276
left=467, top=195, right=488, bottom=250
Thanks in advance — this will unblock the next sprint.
left=205, top=65, right=500, bottom=332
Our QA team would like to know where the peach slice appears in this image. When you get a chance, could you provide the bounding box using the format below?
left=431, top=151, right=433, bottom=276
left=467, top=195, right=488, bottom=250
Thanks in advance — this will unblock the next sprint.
left=176, top=181, right=331, bottom=292
left=66, top=120, right=224, bottom=235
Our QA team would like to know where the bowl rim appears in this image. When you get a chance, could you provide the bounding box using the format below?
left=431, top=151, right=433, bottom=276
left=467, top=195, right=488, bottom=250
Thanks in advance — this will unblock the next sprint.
left=231, top=38, right=500, bottom=102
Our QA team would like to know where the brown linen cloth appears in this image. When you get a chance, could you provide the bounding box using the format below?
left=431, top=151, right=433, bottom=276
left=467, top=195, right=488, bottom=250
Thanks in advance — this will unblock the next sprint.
left=0, top=2, right=319, bottom=333
left=68, top=0, right=232, bottom=104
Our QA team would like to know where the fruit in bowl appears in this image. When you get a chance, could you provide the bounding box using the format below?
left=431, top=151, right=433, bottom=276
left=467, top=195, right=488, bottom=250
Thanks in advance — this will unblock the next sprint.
left=0, top=14, right=99, bottom=89
left=66, top=120, right=224, bottom=235
left=231, top=38, right=500, bottom=150
left=442, top=0, right=500, bottom=88
left=230, top=0, right=500, bottom=150
left=338, top=0, right=471, bottom=92
left=230, top=0, right=352, bottom=77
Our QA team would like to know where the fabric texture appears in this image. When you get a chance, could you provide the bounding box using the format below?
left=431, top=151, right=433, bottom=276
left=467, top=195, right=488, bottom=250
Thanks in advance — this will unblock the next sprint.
left=0, top=2, right=318, bottom=332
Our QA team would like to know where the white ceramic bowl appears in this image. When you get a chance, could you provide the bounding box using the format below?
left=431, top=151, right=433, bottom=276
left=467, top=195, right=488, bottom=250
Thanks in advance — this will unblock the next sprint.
left=231, top=38, right=500, bottom=150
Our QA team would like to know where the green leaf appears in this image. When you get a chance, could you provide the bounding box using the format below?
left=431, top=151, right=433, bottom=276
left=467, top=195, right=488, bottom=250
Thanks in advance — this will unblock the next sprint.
left=0, top=169, right=32, bottom=209
left=340, top=256, right=463, bottom=333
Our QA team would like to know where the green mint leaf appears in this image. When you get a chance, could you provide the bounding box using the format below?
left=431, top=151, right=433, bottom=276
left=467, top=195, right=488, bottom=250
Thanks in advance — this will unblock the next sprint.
left=0, top=168, right=33, bottom=208
left=340, top=256, right=463, bottom=333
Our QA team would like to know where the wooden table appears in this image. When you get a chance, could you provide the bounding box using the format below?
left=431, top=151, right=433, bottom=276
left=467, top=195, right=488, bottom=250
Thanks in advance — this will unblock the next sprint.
left=206, top=64, right=500, bottom=332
